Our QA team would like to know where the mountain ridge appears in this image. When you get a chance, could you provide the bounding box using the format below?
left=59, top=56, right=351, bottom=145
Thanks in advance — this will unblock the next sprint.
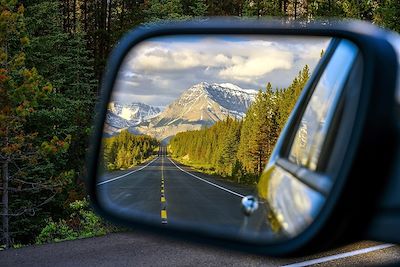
left=105, top=82, right=257, bottom=140
left=149, top=82, right=257, bottom=128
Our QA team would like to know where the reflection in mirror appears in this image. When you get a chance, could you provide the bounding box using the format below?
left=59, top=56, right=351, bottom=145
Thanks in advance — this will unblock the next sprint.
left=289, top=40, right=359, bottom=171
left=260, top=39, right=359, bottom=238
left=96, top=35, right=341, bottom=242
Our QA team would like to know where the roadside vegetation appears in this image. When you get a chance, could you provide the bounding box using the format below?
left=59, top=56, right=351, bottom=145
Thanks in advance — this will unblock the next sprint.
left=35, top=199, right=120, bottom=245
left=103, top=130, right=159, bottom=171
left=1, top=0, right=399, bottom=249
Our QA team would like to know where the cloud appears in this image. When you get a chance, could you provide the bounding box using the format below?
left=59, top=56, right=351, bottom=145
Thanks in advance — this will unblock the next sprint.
left=131, top=47, right=225, bottom=71
left=120, top=80, right=140, bottom=87
left=114, top=36, right=331, bottom=107
left=218, top=49, right=293, bottom=81
left=128, top=38, right=297, bottom=75
left=112, top=90, right=176, bottom=107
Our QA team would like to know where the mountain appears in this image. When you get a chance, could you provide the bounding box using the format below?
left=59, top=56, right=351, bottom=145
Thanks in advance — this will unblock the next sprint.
left=109, top=102, right=161, bottom=123
left=151, top=82, right=257, bottom=127
left=133, top=82, right=257, bottom=141
left=104, top=102, right=161, bottom=135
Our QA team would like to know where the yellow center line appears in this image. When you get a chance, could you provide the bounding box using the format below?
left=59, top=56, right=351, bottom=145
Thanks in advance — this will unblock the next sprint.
left=160, top=147, right=168, bottom=224
left=161, top=210, right=167, bottom=219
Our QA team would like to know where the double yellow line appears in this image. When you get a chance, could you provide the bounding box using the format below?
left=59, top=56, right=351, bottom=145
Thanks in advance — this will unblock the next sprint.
left=160, top=147, right=168, bottom=224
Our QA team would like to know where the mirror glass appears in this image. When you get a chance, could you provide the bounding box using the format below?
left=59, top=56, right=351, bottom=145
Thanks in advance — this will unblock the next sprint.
left=96, top=35, right=358, bottom=242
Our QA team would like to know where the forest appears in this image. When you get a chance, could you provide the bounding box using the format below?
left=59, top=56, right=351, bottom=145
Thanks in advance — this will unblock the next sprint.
left=103, top=130, right=159, bottom=171
left=1, top=0, right=399, bottom=249
left=169, top=65, right=309, bottom=184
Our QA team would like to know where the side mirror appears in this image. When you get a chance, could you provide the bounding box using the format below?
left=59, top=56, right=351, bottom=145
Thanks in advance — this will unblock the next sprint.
left=86, top=20, right=400, bottom=255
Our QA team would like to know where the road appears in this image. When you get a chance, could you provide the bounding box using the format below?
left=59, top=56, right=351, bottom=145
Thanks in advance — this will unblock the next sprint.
left=97, top=146, right=271, bottom=237
left=1, top=232, right=400, bottom=266
left=3, top=147, right=400, bottom=266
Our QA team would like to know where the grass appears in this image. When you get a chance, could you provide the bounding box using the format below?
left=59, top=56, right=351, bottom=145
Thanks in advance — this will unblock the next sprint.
left=171, top=155, right=254, bottom=186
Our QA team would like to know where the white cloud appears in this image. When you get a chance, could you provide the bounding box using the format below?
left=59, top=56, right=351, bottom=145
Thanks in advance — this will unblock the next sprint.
left=115, top=36, right=331, bottom=106
left=122, top=80, right=140, bottom=87
left=126, top=38, right=323, bottom=83
left=218, top=49, right=293, bottom=80
left=131, top=47, right=222, bottom=71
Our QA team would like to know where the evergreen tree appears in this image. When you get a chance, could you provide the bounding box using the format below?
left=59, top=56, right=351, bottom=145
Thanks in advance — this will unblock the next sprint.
left=216, top=117, right=241, bottom=176
left=103, top=130, right=159, bottom=171
left=237, top=85, right=277, bottom=179
left=145, top=0, right=189, bottom=21
left=181, top=0, right=208, bottom=16
left=0, top=2, right=70, bottom=247
left=373, top=0, right=400, bottom=32
left=25, top=0, right=96, bottom=192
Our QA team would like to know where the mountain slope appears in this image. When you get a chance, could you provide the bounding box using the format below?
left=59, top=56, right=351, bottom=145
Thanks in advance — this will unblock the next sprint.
left=104, top=102, right=161, bottom=135
left=109, top=102, right=161, bottom=123
left=151, top=82, right=257, bottom=127
left=134, top=82, right=257, bottom=141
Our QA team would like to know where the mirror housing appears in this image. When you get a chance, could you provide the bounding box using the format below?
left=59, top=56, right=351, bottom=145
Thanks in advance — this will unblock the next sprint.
left=86, top=19, right=400, bottom=256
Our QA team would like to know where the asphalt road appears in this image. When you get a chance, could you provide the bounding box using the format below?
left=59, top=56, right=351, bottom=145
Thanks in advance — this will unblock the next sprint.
left=3, top=148, right=400, bottom=266
left=1, top=231, right=400, bottom=267
left=97, top=147, right=271, bottom=236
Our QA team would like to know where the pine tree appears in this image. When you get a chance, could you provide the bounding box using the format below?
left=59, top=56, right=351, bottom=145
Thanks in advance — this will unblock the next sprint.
left=373, top=0, right=400, bottom=32
left=145, top=0, right=189, bottom=21
left=181, top=0, right=208, bottom=16
left=0, top=2, right=68, bottom=247
left=103, top=130, right=159, bottom=171
left=24, top=0, right=96, bottom=195
left=216, top=117, right=241, bottom=176
left=237, top=89, right=271, bottom=178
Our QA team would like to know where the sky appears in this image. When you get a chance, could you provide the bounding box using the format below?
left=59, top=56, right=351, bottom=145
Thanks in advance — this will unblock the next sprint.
left=112, top=35, right=331, bottom=107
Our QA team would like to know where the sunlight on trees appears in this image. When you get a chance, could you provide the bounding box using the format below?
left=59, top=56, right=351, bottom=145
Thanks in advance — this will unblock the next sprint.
left=170, top=65, right=310, bottom=185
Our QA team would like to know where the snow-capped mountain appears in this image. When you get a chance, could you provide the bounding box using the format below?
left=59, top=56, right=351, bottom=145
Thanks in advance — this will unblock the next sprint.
left=109, top=102, right=161, bottom=123
left=104, top=102, right=161, bottom=135
left=151, top=82, right=257, bottom=127
left=106, top=112, right=134, bottom=129
left=134, top=82, right=257, bottom=141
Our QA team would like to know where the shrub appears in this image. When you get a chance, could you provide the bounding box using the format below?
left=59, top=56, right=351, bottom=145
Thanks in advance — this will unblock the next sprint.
left=35, top=199, right=117, bottom=244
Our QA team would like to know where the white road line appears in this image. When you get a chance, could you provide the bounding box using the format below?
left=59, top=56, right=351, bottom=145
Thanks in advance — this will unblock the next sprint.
left=97, top=157, right=159, bottom=186
left=168, top=157, right=245, bottom=198
left=282, top=243, right=394, bottom=267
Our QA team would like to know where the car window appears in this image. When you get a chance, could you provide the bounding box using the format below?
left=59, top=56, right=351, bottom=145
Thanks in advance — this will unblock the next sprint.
left=289, top=40, right=358, bottom=171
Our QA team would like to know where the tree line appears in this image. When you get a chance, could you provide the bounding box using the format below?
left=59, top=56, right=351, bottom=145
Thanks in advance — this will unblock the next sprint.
left=1, top=0, right=399, bottom=248
left=103, top=130, right=159, bottom=171
left=169, top=65, right=310, bottom=184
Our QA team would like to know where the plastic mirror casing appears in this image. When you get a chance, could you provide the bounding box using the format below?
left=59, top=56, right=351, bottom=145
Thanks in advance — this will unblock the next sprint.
left=86, top=19, right=400, bottom=256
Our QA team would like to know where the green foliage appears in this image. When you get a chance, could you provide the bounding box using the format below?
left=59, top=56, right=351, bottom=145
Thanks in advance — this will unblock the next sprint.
left=103, top=130, right=160, bottom=171
left=145, top=0, right=187, bottom=21
left=144, top=0, right=208, bottom=22
left=0, top=1, right=68, bottom=247
left=36, top=219, right=77, bottom=244
left=170, top=117, right=242, bottom=179
left=185, top=0, right=208, bottom=16
left=2, top=0, right=399, bottom=249
left=242, top=0, right=284, bottom=17
left=373, top=0, right=400, bottom=33
left=35, top=199, right=114, bottom=244
left=1, top=0, right=98, bottom=247
left=11, top=243, right=24, bottom=249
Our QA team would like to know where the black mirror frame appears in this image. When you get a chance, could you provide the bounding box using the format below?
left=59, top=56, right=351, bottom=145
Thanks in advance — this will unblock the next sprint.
left=85, top=19, right=399, bottom=256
